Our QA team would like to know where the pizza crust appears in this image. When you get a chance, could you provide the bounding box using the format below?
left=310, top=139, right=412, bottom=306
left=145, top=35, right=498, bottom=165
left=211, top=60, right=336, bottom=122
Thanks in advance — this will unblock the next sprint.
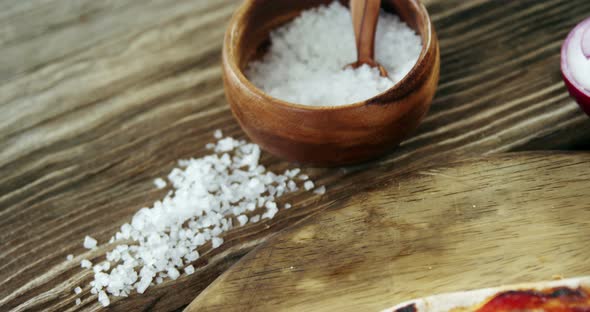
left=382, top=276, right=590, bottom=312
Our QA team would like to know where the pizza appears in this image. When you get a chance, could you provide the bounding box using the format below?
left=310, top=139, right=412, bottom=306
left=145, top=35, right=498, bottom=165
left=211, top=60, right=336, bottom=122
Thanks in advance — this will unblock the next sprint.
left=384, top=276, right=590, bottom=312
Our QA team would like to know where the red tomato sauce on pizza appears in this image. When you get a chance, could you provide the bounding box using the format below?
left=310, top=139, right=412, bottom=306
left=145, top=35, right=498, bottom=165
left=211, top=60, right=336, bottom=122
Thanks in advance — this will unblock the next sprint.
left=475, top=287, right=590, bottom=312
left=392, top=286, right=590, bottom=312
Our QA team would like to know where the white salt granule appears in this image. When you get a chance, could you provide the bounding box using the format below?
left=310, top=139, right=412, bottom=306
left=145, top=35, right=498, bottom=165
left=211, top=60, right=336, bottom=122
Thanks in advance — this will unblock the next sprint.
left=262, top=201, right=278, bottom=219
left=101, top=262, right=110, bottom=271
left=98, top=290, right=110, bottom=307
left=237, top=215, right=248, bottom=226
left=211, top=237, right=223, bottom=249
left=287, top=180, right=298, bottom=192
left=304, top=181, right=315, bottom=191
left=213, top=129, right=223, bottom=139
left=185, top=251, right=199, bottom=262
left=153, top=178, right=166, bottom=189
left=75, top=298, right=81, bottom=305
left=246, top=1, right=422, bottom=106
left=167, top=268, right=180, bottom=280
left=83, top=236, right=97, bottom=249
left=94, top=272, right=109, bottom=288
left=314, top=185, right=326, bottom=195
left=78, top=136, right=324, bottom=306
left=81, top=259, right=92, bottom=269
left=184, top=265, right=195, bottom=275
left=215, top=137, right=235, bottom=152
left=298, top=174, right=309, bottom=181
left=136, top=279, right=150, bottom=294
left=66, top=254, right=74, bottom=261
left=285, top=203, right=292, bottom=209
left=74, top=286, right=82, bottom=294
left=285, top=168, right=301, bottom=178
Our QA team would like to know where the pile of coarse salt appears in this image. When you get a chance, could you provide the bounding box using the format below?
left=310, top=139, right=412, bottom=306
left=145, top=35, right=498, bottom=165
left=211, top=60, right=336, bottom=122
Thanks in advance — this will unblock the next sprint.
left=73, top=131, right=324, bottom=307
left=246, top=1, right=422, bottom=106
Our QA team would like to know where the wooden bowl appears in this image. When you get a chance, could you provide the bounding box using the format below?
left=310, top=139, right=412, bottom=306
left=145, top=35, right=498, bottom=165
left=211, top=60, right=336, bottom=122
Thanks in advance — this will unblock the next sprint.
left=222, top=0, right=439, bottom=166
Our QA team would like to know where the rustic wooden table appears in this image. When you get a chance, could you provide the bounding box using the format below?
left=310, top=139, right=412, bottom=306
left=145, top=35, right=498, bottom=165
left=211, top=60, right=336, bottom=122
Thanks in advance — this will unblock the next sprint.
left=1, top=0, right=589, bottom=311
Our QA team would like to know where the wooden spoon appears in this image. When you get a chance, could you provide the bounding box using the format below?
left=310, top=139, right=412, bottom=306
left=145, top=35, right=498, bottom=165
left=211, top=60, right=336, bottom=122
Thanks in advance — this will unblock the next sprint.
left=347, top=0, right=389, bottom=77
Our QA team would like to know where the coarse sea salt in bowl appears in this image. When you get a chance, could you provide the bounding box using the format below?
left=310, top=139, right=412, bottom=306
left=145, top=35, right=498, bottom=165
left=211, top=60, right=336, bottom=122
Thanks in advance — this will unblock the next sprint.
left=222, top=0, right=439, bottom=166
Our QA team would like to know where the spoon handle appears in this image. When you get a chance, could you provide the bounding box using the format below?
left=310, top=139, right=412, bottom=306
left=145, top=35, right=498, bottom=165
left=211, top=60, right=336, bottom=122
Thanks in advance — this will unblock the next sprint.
left=350, top=0, right=381, bottom=65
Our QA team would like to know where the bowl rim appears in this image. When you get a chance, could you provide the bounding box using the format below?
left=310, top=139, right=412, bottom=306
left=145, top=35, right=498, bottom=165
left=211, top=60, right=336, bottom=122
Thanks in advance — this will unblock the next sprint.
left=224, top=0, right=435, bottom=111
left=560, top=16, right=590, bottom=98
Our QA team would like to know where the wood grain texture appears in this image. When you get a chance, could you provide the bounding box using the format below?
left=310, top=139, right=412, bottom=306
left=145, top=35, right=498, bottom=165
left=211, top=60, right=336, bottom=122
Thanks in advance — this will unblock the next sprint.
left=1, top=0, right=590, bottom=311
left=223, top=0, right=439, bottom=165
left=188, top=152, right=590, bottom=312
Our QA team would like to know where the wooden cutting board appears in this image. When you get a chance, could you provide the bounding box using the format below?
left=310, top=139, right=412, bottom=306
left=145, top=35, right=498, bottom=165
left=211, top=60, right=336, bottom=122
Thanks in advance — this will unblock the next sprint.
left=187, top=152, right=590, bottom=312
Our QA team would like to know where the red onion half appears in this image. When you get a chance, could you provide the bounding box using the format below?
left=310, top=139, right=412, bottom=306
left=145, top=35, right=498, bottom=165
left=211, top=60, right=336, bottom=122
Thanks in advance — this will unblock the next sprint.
left=561, top=17, right=590, bottom=116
